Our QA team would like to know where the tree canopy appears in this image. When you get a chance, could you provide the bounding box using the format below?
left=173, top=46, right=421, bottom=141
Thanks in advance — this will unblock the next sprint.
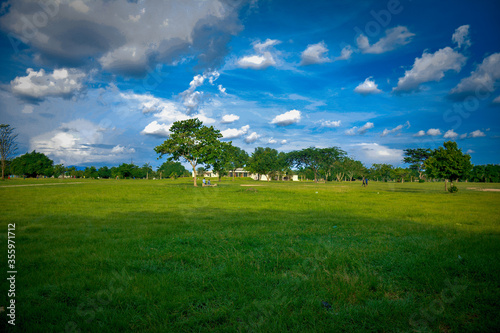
left=10, top=151, right=54, bottom=177
left=154, top=118, right=223, bottom=186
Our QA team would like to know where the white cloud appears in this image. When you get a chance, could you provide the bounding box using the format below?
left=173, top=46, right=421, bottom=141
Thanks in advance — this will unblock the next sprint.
left=30, top=119, right=116, bottom=165
left=414, top=130, right=426, bottom=137
left=381, top=121, right=410, bottom=136
left=221, top=125, right=250, bottom=139
left=300, top=41, right=330, bottom=65
left=452, top=25, right=471, bottom=49
left=357, top=26, right=414, bottom=54
left=346, top=122, right=374, bottom=135
left=493, top=96, right=500, bottom=104
left=426, top=128, right=442, bottom=136
left=111, top=145, right=135, bottom=154
left=181, top=71, right=220, bottom=114
left=221, top=114, right=239, bottom=124
left=268, top=138, right=277, bottom=144
left=22, top=105, right=34, bottom=114
left=244, top=132, right=260, bottom=144
left=141, top=121, right=171, bottom=138
left=237, top=39, right=281, bottom=69
left=466, top=149, right=475, bottom=154
left=280, top=140, right=287, bottom=145
left=393, top=47, right=467, bottom=93
left=270, top=109, right=302, bottom=126
left=218, top=85, right=227, bottom=95
left=320, top=120, right=341, bottom=128
left=460, top=133, right=468, bottom=139
left=449, top=53, right=500, bottom=98
left=443, top=129, right=459, bottom=139
left=11, top=68, right=85, bottom=100
left=469, top=130, right=485, bottom=138
left=354, top=77, right=382, bottom=95
left=335, top=45, right=353, bottom=61
left=351, top=143, right=404, bottom=164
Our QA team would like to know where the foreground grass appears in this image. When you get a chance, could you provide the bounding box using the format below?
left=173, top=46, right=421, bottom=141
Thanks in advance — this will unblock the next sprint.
left=1, top=178, right=499, bottom=332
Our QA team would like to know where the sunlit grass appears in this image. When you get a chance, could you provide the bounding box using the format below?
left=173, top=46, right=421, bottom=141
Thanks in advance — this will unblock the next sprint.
left=1, top=178, right=499, bottom=332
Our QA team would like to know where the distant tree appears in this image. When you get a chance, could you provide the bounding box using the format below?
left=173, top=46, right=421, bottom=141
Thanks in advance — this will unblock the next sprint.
left=98, top=166, right=112, bottom=179
left=247, top=147, right=279, bottom=181
left=370, top=164, right=394, bottom=182
left=287, top=147, right=343, bottom=183
left=226, top=145, right=249, bottom=181
left=393, top=167, right=410, bottom=183
left=115, top=163, right=140, bottom=179
left=211, top=142, right=233, bottom=181
left=53, top=164, right=66, bottom=178
left=424, top=141, right=472, bottom=191
left=403, top=148, right=432, bottom=180
left=276, top=151, right=292, bottom=181
left=84, top=166, right=98, bottom=179
left=142, top=163, right=153, bottom=179
left=196, top=166, right=206, bottom=176
left=154, top=118, right=222, bottom=187
left=0, top=124, right=18, bottom=180
left=158, top=161, right=188, bottom=179
left=10, top=151, right=54, bottom=178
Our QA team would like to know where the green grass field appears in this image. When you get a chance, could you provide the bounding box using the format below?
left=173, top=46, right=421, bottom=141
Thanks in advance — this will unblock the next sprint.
left=1, top=178, right=499, bottom=332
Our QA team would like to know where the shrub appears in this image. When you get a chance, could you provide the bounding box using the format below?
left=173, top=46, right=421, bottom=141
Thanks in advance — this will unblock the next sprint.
left=419, top=179, right=425, bottom=183
left=448, top=184, right=459, bottom=193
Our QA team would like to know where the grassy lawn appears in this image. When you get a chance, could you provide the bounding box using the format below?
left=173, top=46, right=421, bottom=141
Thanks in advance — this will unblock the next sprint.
left=1, top=178, right=499, bottom=332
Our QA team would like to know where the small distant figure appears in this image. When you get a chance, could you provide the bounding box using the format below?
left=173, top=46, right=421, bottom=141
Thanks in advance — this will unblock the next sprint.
left=208, top=180, right=211, bottom=186
left=365, top=178, right=368, bottom=186
left=202, top=178, right=206, bottom=186
left=362, top=178, right=366, bottom=187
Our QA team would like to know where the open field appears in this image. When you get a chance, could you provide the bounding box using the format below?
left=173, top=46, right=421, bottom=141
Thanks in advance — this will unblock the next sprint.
left=1, top=178, right=499, bottom=332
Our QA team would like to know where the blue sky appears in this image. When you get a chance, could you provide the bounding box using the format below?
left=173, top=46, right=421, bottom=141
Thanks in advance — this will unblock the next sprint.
left=0, top=0, right=499, bottom=169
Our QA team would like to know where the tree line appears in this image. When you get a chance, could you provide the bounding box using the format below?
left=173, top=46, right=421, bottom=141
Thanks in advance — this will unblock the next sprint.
left=2, top=122, right=499, bottom=190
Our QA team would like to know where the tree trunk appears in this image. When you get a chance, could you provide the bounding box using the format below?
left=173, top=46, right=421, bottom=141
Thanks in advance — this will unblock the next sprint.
left=445, top=179, right=448, bottom=192
left=191, top=163, right=197, bottom=187
left=232, top=169, right=235, bottom=181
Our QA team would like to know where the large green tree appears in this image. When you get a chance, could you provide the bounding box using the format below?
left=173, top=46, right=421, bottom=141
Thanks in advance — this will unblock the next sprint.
left=154, top=118, right=222, bottom=186
left=0, top=124, right=18, bottom=180
left=247, top=147, right=279, bottom=181
left=424, top=141, right=472, bottom=191
left=403, top=148, right=432, bottom=180
left=10, top=151, right=54, bottom=177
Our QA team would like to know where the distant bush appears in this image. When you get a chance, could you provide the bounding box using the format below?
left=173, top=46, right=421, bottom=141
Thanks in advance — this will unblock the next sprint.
left=418, top=179, right=425, bottom=183
left=448, top=185, right=458, bottom=193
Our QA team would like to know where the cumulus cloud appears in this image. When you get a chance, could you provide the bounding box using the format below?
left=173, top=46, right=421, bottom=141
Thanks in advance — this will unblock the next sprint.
left=221, top=114, right=239, bottom=124
left=300, top=41, right=330, bottom=65
left=452, top=25, right=471, bottom=49
left=357, top=26, right=414, bottom=54
left=443, top=129, right=459, bottom=139
left=346, top=122, right=374, bottom=135
left=381, top=121, right=410, bottom=136
left=270, top=109, right=301, bottom=126
left=30, top=119, right=124, bottom=165
left=354, top=77, right=382, bottom=95
left=469, top=130, right=485, bottom=138
left=111, top=145, right=135, bottom=154
left=10, top=68, right=85, bottom=101
left=268, top=138, right=277, bottom=144
left=141, top=121, right=172, bottom=137
left=414, top=130, right=426, bottom=137
left=280, top=140, right=287, bottom=145
left=237, top=39, right=281, bottom=69
left=393, top=47, right=466, bottom=93
left=466, top=149, right=474, bottom=154
left=335, top=45, right=353, bottom=61
left=449, top=53, right=500, bottom=99
left=181, top=71, right=220, bottom=114
left=0, top=0, right=244, bottom=76
left=221, top=125, right=250, bottom=139
left=426, top=128, right=442, bottom=136
left=351, top=143, right=404, bottom=164
left=320, top=120, right=341, bottom=128
left=244, top=131, right=260, bottom=144
left=493, top=96, right=500, bottom=104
